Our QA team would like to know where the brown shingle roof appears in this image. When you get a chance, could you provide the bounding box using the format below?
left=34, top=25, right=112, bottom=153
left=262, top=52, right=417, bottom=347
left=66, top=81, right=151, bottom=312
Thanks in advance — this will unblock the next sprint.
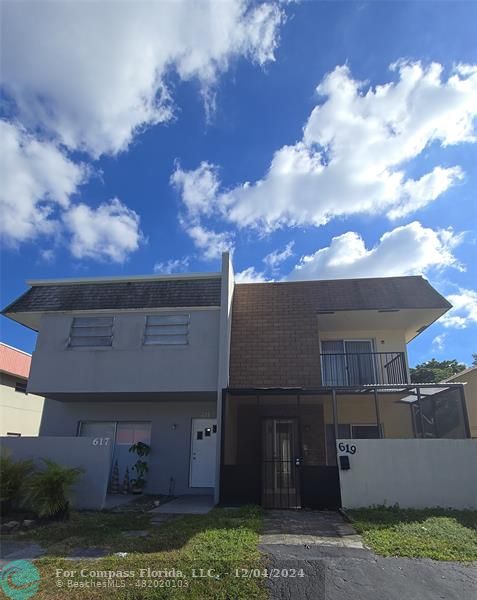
left=244, top=276, right=452, bottom=311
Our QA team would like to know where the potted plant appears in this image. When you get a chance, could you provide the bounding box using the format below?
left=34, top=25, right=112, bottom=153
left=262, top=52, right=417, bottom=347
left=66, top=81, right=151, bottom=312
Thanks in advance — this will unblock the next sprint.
left=128, top=442, right=150, bottom=494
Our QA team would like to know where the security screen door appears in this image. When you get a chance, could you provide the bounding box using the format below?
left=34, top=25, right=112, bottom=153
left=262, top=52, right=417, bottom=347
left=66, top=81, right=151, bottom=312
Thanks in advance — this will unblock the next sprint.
left=262, top=418, right=301, bottom=508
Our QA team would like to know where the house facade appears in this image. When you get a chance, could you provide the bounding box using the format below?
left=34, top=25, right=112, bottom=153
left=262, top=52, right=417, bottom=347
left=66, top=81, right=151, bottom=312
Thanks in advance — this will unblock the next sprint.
left=220, top=277, right=470, bottom=509
left=1, top=255, right=234, bottom=500
left=0, top=343, right=44, bottom=437
left=1, top=254, right=470, bottom=509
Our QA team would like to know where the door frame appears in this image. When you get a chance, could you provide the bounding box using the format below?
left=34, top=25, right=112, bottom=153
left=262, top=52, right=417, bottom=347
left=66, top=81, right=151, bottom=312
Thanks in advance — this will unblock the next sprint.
left=260, top=416, right=302, bottom=509
left=189, top=417, right=217, bottom=488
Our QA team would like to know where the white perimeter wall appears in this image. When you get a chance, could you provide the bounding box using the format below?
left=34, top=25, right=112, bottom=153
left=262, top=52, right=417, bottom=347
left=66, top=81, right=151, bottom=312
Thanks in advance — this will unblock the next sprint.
left=337, top=439, right=477, bottom=509
left=0, top=436, right=112, bottom=510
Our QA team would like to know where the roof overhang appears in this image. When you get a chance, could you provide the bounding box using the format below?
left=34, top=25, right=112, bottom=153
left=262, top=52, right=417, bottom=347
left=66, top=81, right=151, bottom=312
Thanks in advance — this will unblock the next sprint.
left=316, top=307, right=449, bottom=343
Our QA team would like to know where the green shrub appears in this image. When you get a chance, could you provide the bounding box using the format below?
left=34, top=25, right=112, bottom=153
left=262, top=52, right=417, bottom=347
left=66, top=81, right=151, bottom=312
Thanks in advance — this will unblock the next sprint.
left=25, top=459, right=84, bottom=519
left=0, top=453, right=34, bottom=512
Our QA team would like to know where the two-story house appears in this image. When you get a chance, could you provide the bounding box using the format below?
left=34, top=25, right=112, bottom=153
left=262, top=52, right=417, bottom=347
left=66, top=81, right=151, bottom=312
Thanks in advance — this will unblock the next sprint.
left=2, top=255, right=234, bottom=501
left=220, top=277, right=469, bottom=509
left=2, top=254, right=469, bottom=510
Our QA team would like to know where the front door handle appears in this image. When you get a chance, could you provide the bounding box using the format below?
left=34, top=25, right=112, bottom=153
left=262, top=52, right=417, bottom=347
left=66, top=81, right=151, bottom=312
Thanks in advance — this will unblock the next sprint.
left=295, top=457, right=302, bottom=466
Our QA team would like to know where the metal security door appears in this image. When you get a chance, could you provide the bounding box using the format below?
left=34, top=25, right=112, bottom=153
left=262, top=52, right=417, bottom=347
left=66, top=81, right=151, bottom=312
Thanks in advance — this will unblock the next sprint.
left=261, top=418, right=301, bottom=508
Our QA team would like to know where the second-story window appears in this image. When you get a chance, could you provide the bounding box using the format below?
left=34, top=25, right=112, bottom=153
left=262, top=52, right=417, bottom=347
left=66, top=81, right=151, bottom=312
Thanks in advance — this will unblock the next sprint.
left=143, top=314, right=189, bottom=346
left=69, top=316, right=113, bottom=347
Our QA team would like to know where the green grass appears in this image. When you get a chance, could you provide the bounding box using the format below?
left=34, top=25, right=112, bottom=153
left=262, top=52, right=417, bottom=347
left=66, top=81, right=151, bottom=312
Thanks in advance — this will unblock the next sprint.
left=348, top=507, right=477, bottom=562
left=11, top=506, right=267, bottom=599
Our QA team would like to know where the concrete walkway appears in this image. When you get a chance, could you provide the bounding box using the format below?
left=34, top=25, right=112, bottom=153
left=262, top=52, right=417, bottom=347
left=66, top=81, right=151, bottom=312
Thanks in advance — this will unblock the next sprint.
left=260, top=510, right=364, bottom=548
left=149, top=495, right=214, bottom=515
left=259, top=510, right=477, bottom=600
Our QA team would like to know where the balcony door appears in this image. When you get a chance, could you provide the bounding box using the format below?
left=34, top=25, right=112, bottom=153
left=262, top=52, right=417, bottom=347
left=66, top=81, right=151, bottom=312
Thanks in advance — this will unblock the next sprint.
left=321, top=340, right=376, bottom=386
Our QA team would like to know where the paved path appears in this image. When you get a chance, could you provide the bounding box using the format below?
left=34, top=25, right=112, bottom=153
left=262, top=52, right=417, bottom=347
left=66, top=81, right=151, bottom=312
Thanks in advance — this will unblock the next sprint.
left=260, top=510, right=477, bottom=600
left=149, top=494, right=214, bottom=515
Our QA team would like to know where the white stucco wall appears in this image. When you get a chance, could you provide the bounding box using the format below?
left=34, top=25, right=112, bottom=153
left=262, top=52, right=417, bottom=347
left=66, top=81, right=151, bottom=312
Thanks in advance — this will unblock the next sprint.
left=28, top=307, right=220, bottom=395
left=338, top=438, right=477, bottom=509
left=0, top=436, right=111, bottom=510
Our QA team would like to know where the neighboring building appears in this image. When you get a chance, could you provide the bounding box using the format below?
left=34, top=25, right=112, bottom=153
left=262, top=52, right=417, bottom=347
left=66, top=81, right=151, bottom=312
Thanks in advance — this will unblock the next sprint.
left=0, top=343, right=44, bottom=436
left=444, top=366, right=477, bottom=438
left=1, top=255, right=470, bottom=509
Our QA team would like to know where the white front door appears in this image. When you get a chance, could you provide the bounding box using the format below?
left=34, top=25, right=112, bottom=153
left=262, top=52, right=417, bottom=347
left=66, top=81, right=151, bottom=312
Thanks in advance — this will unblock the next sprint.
left=190, top=418, right=217, bottom=488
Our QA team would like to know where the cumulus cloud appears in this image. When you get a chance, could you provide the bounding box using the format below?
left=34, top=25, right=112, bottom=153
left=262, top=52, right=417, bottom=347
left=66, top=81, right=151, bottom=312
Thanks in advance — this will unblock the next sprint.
left=288, top=221, right=463, bottom=280
left=63, top=198, right=142, bottom=263
left=235, top=266, right=268, bottom=283
left=173, top=61, right=477, bottom=231
left=432, top=333, right=447, bottom=352
left=153, top=257, right=190, bottom=275
left=440, top=288, right=477, bottom=328
left=263, top=241, right=295, bottom=272
left=185, top=223, right=234, bottom=261
left=1, top=0, right=283, bottom=157
left=0, top=120, right=87, bottom=244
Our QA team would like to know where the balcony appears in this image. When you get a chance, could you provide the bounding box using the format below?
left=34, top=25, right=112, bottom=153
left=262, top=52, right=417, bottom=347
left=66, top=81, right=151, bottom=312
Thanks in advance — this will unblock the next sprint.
left=320, top=351, right=408, bottom=387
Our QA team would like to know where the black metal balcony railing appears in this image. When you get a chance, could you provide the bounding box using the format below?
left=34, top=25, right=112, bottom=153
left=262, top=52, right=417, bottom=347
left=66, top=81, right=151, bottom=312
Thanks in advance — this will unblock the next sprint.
left=320, top=352, right=408, bottom=386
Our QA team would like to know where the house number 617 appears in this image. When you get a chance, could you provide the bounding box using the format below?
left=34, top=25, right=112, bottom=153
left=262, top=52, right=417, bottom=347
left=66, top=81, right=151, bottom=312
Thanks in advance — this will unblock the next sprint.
left=338, top=442, right=356, bottom=454
left=92, top=437, right=110, bottom=446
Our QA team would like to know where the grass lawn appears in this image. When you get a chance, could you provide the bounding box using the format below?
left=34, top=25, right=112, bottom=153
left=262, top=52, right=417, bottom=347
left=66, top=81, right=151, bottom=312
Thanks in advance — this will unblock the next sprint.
left=9, top=505, right=267, bottom=599
left=348, top=507, right=477, bottom=562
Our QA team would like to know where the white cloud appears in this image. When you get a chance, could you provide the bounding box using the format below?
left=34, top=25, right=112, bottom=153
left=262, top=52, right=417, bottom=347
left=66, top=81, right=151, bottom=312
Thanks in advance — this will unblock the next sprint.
left=2, top=1, right=283, bottom=157
left=171, top=162, right=220, bottom=218
left=235, top=267, right=268, bottom=283
left=440, top=288, right=477, bottom=328
left=63, top=198, right=142, bottom=263
left=172, top=163, right=234, bottom=260
left=184, top=223, right=234, bottom=261
left=263, top=241, right=294, bottom=271
left=0, top=120, right=87, bottom=244
left=432, top=333, right=447, bottom=352
left=174, top=61, right=477, bottom=232
left=154, top=257, right=190, bottom=275
left=288, top=221, right=463, bottom=280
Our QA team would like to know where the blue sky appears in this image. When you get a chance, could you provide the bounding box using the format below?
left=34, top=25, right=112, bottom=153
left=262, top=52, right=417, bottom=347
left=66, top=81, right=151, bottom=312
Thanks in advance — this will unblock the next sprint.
left=1, top=1, right=476, bottom=365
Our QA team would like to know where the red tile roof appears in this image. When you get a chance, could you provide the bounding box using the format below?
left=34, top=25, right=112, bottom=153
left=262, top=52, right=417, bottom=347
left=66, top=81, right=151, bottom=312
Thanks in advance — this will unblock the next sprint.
left=0, top=343, right=31, bottom=379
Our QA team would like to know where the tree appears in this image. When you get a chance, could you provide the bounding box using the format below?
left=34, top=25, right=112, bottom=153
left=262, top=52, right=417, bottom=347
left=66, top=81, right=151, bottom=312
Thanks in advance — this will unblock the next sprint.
left=472, top=353, right=477, bottom=367
left=410, top=358, right=467, bottom=383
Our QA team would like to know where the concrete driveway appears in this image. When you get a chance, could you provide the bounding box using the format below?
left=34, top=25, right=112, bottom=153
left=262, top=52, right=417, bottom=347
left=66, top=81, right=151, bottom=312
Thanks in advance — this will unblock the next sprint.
left=259, top=510, right=477, bottom=600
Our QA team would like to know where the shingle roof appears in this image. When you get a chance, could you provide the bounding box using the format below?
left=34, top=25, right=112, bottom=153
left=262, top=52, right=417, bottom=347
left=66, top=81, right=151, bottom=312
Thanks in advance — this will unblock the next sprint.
left=2, top=278, right=222, bottom=315
left=250, top=275, right=452, bottom=311
left=0, top=343, right=31, bottom=379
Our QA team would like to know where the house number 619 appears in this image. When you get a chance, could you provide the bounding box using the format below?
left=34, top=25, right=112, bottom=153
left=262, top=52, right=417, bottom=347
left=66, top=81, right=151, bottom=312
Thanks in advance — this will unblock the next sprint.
left=338, top=442, right=356, bottom=454
left=92, top=437, right=110, bottom=446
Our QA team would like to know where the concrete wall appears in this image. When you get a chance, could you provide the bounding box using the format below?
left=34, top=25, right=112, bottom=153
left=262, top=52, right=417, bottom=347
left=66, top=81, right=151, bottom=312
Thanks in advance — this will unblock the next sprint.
left=0, top=373, right=44, bottom=436
left=28, top=308, right=220, bottom=395
left=338, top=438, right=477, bottom=509
left=0, top=436, right=111, bottom=510
left=39, top=398, right=217, bottom=496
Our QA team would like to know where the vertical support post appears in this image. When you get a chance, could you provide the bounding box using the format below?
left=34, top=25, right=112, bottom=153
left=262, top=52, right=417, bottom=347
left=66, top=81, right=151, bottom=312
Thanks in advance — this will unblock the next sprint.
left=416, top=386, right=425, bottom=439
left=373, top=387, right=382, bottom=438
left=459, top=384, right=471, bottom=439
left=332, top=388, right=338, bottom=441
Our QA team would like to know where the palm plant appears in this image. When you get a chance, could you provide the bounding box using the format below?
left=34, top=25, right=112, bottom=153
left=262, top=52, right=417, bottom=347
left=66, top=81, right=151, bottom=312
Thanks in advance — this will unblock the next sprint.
left=25, top=459, right=84, bottom=519
left=0, top=454, right=34, bottom=513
